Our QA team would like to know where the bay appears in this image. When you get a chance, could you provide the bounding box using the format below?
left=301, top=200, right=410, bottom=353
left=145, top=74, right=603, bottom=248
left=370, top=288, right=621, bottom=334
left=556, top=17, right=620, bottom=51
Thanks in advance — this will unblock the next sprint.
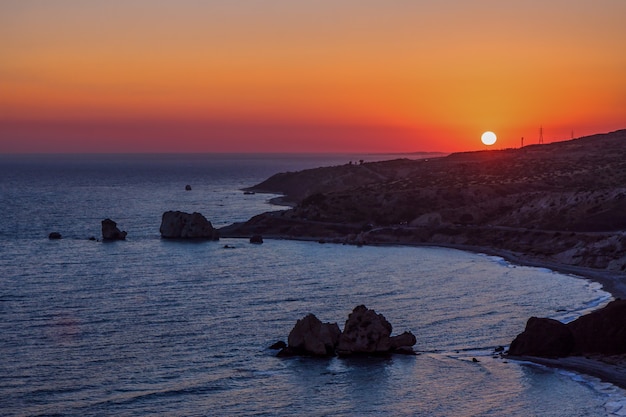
left=0, top=154, right=624, bottom=416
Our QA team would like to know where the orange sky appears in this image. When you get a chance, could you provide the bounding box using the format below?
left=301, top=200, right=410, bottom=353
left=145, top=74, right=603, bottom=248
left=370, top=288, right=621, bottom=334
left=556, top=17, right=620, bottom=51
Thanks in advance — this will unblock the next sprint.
left=1, top=1, right=625, bottom=153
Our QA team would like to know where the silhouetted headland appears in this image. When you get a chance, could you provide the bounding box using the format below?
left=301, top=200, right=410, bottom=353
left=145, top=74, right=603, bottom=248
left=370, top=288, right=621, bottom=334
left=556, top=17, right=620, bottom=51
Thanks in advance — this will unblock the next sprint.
left=221, top=129, right=626, bottom=294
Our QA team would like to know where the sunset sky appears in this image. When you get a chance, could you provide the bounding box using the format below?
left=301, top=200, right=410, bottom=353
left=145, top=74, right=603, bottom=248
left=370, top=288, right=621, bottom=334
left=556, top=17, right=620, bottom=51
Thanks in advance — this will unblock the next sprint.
left=1, top=1, right=625, bottom=153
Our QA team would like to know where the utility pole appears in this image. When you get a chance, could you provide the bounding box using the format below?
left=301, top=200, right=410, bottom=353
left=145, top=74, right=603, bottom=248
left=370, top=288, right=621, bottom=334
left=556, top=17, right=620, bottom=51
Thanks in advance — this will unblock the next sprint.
left=539, top=126, right=544, bottom=144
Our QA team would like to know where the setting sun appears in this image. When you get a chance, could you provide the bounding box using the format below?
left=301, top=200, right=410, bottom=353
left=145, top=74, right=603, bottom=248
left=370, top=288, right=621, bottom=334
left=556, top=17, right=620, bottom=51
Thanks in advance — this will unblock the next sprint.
left=481, top=131, right=497, bottom=146
left=0, top=1, right=625, bottom=153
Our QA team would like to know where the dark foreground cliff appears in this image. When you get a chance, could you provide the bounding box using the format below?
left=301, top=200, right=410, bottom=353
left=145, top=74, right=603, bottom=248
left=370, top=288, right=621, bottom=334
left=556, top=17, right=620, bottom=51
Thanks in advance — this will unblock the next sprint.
left=506, top=299, right=626, bottom=389
left=221, top=129, right=626, bottom=277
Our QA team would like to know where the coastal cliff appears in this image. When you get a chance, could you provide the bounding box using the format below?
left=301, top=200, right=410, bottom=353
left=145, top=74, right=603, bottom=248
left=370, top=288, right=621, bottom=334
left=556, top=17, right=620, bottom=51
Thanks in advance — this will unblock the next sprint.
left=221, top=129, right=626, bottom=279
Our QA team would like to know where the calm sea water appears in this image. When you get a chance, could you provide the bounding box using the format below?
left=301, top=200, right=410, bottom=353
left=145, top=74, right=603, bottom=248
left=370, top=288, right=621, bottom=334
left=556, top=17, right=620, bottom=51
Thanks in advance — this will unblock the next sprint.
left=1, top=154, right=625, bottom=416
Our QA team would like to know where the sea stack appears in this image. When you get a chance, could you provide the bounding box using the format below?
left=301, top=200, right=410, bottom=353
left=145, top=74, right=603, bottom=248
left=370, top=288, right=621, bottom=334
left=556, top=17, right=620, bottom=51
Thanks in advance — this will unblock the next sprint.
left=101, top=219, right=127, bottom=241
left=159, top=211, right=219, bottom=240
left=277, top=305, right=416, bottom=357
left=337, top=305, right=417, bottom=356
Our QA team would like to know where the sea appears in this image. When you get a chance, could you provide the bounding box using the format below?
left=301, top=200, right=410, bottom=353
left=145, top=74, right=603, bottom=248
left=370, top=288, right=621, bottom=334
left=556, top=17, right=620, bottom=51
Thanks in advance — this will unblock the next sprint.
left=1, top=153, right=625, bottom=417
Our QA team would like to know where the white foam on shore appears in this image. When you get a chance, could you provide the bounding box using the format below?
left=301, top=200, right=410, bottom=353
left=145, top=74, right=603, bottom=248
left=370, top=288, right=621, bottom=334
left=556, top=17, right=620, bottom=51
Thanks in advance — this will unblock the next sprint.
left=510, top=359, right=626, bottom=416
left=479, top=252, right=614, bottom=322
left=481, top=252, right=625, bottom=412
left=554, top=278, right=613, bottom=323
left=555, top=369, right=626, bottom=416
left=481, top=254, right=510, bottom=267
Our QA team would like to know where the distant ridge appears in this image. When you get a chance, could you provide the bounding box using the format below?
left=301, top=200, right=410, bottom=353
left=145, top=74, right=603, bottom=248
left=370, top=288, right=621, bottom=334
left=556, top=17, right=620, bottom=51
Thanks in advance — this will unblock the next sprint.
left=223, top=128, right=626, bottom=276
left=378, top=151, right=448, bottom=157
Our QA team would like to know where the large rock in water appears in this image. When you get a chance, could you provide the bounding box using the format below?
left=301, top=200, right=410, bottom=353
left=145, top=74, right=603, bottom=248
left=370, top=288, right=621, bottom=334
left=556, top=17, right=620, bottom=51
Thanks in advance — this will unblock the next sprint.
left=568, top=299, right=626, bottom=355
left=277, top=305, right=416, bottom=357
left=508, top=317, right=574, bottom=357
left=337, top=305, right=416, bottom=356
left=282, top=313, right=341, bottom=357
left=101, top=219, right=127, bottom=240
left=509, top=300, right=626, bottom=358
left=159, top=211, right=219, bottom=240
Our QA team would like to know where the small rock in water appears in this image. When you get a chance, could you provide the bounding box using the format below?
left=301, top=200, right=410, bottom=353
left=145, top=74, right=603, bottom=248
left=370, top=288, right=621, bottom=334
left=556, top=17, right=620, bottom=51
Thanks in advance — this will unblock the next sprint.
left=48, top=232, right=62, bottom=240
left=269, top=341, right=287, bottom=350
left=101, top=218, right=127, bottom=241
left=185, top=184, right=192, bottom=191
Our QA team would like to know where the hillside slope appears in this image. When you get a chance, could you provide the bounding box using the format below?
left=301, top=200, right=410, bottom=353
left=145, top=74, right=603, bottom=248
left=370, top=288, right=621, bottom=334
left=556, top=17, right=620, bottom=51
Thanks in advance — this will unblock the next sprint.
left=222, top=129, right=626, bottom=273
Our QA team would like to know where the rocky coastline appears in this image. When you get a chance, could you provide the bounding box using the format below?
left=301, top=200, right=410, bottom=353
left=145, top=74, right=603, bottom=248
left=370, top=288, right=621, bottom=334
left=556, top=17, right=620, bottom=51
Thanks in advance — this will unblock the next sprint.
left=221, top=130, right=626, bottom=296
left=506, top=300, right=626, bottom=389
left=223, top=129, right=626, bottom=273
left=220, top=129, right=626, bottom=388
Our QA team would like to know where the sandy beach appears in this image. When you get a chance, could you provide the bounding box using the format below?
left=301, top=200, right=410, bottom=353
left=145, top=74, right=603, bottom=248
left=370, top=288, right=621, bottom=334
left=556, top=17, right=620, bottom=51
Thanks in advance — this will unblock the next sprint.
left=432, top=243, right=626, bottom=299
left=507, top=355, right=626, bottom=390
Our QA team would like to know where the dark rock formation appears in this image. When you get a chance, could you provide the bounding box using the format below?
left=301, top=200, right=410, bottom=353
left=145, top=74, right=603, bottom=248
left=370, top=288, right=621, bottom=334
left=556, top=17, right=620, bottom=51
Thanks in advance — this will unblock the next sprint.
left=159, top=211, right=219, bottom=240
left=568, top=299, right=626, bottom=355
left=508, top=317, right=574, bottom=357
left=101, top=219, right=127, bottom=241
left=185, top=184, right=192, bottom=191
left=221, top=130, right=626, bottom=274
left=390, top=331, right=418, bottom=351
left=269, top=341, right=287, bottom=350
left=48, top=232, right=62, bottom=240
left=250, top=234, right=263, bottom=244
left=509, top=299, right=626, bottom=358
left=337, top=305, right=393, bottom=355
left=277, top=306, right=416, bottom=358
left=280, top=313, right=341, bottom=357
left=337, top=305, right=416, bottom=356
